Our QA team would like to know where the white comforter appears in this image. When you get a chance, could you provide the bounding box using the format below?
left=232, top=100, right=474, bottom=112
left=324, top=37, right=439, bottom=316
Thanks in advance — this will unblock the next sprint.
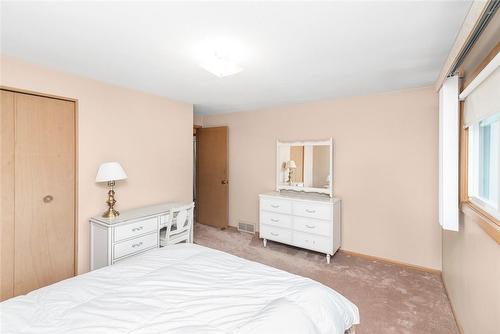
left=0, top=244, right=359, bottom=334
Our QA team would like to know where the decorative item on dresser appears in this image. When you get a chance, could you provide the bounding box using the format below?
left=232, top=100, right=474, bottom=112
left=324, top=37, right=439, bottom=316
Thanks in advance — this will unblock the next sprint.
left=259, top=191, right=341, bottom=263
left=89, top=202, right=194, bottom=270
left=95, top=162, right=128, bottom=218
left=276, top=139, right=333, bottom=195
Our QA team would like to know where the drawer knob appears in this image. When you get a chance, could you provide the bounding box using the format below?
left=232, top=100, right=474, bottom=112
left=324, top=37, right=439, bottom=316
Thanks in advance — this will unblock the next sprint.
left=270, top=218, right=280, bottom=222
left=305, top=209, right=316, bottom=213
left=270, top=232, right=279, bottom=236
left=43, top=195, right=54, bottom=203
left=132, top=242, right=143, bottom=248
left=132, top=226, right=144, bottom=232
left=305, top=224, right=316, bottom=229
left=271, top=204, right=280, bottom=208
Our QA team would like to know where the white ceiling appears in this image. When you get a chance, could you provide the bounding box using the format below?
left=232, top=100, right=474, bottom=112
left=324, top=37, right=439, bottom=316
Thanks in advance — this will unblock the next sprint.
left=1, top=1, right=472, bottom=114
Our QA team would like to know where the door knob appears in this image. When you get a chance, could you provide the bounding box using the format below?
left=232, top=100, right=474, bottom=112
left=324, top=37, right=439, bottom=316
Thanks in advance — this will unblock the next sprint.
left=221, top=180, right=228, bottom=184
left=43, top=195, right=54, bottom=203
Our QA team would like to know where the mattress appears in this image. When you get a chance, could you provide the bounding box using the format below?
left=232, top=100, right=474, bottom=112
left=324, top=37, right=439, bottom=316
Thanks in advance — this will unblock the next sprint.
left=0, top=243, right=359, bottom=334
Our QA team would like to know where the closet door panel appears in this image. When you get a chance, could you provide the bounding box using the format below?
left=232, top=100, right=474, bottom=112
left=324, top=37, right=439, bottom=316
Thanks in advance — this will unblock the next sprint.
left=14, top=93, right=75, bottom=295
left=1, top=90, right=15, bottom=301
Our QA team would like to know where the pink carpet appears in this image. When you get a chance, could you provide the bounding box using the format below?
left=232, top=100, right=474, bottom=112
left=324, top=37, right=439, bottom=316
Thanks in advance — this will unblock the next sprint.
left=194, top=223, right=459, bottom=334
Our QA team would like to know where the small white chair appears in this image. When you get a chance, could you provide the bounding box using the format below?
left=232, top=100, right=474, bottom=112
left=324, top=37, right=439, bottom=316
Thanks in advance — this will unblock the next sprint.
left=160, top=203, right=194, bottom=246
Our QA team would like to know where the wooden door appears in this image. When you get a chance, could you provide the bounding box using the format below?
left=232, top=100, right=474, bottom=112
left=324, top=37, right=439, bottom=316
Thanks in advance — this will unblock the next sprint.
left=1, top=90, right=15, bottom=301
left=196, top=126, right=228, bottom=229
left=13, top=93, right=76, bottom=295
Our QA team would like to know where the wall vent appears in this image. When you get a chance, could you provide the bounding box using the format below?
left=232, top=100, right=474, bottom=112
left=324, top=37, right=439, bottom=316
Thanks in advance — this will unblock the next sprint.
left=237, top=221, right=255, bottom=234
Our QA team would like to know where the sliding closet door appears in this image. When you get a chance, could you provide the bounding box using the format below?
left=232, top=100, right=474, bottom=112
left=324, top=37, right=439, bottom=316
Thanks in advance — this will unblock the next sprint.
left=14, top=93, right=76, bottom=295
left=1, top=91, right=15, bottom=301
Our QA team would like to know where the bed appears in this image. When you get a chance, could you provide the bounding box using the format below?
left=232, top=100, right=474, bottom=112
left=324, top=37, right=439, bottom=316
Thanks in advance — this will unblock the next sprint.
left=0, top=244, right=359, bottom=334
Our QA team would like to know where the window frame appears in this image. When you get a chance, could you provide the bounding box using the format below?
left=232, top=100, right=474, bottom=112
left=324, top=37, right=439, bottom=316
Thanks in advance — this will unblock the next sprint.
left=466, top=115, right=500, bottom=220
left=459, top=86, right=500, bottom=244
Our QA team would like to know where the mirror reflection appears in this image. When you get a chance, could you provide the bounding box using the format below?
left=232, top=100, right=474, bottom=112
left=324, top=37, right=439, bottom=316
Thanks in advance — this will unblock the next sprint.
left=278, top=145, right=331, bottom=189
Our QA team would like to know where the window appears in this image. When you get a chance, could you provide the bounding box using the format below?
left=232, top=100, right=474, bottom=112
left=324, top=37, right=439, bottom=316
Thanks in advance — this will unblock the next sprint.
left=468, top=113, right=500, bottom=219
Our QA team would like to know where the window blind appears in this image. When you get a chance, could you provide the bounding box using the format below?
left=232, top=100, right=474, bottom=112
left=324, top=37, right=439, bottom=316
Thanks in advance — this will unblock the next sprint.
left=462, top=54, right=500, bottom=127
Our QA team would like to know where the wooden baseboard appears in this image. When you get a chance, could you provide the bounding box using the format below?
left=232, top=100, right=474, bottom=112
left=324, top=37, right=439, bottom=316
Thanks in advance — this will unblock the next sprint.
left=442, top=275, right=464, bottom=334
left=339, top=249, right=441, bottom=275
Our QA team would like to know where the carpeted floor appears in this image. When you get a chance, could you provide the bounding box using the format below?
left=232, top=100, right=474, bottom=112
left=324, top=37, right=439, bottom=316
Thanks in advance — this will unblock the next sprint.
left=194, top=223, right=459, bottom=334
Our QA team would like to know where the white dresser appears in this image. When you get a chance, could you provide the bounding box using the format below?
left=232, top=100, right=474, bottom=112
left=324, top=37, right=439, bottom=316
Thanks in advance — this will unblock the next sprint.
left=259, top=191, right=340, bottom=263
left=90, top=202, right=193, bottom=270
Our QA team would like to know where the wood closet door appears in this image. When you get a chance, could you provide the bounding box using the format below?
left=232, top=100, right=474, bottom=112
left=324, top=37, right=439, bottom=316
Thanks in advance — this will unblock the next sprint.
left=196, top=126, right=228, bottom=229
left=14, top=93, right=76, bottom=295
left=1, top=90, right=15, bottom=301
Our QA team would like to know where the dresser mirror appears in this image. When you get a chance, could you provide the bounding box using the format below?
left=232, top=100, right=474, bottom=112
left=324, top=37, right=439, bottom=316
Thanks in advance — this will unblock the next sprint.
left=276, top=139, right=333, bottom=196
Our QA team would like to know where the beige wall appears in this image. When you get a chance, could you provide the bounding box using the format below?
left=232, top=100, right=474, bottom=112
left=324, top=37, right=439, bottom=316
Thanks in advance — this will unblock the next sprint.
left=442, top=215, right=499, bottom=333
left=194, top=113, right=204, bottom=126
left=203, top=87, right=442, bottom=269
left=1, top=55, right=193, bottom=274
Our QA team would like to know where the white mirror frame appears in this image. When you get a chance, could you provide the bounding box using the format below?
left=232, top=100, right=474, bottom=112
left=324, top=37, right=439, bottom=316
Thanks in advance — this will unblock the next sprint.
left=276, top=138, right=333, bottom=197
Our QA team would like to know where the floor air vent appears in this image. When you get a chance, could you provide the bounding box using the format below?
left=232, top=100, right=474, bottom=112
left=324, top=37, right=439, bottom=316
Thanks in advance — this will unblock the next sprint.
left=237, top=221, right=255, bottom=234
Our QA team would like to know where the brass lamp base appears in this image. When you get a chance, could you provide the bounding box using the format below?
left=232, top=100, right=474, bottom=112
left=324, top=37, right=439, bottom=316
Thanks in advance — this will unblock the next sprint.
left=102, top=181, right=120, bottom=218
left=102, top=206, right=120, bottom=219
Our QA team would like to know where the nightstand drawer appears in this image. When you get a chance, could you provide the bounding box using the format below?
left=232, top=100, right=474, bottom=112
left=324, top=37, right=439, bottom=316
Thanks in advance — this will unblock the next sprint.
left=113, top=233, right=158, bottom=259
left=114, top=217, right=158, bottom=242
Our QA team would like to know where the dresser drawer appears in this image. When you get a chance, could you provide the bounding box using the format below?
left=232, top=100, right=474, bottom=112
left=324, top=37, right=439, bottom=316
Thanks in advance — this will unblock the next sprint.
left=113, top=233, right=158, bottom=260
left=294, top=216, right=331, bottom=236
left=260, top=225, right=292, bottom=244
left=261, top=211, right=292, bottom=228
left=260, top=197, right=292, bottom=214
left=114, top=217, right=158, bottom=242
left=293, top=202, right=331, bottom=220
left=293, top=231, right=331, bottom=253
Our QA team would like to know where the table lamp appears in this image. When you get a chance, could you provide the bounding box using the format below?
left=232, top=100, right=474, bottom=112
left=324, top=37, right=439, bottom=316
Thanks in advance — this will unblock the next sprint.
left=95, top=162, right=127, bottom=218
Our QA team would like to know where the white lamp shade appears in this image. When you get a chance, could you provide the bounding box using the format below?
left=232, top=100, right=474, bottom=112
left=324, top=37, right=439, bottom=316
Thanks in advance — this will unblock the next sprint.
left=95, top=162, right=127, bottom=183
left=285, top=160, right=297, bottom=169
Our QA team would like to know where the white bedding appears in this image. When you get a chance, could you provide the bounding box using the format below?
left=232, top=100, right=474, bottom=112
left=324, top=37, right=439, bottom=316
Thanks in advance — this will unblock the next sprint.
left=0, top=244, right=359, bottom=334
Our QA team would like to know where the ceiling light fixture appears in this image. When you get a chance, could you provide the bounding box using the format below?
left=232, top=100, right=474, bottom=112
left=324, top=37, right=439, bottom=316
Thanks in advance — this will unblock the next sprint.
left=199, top=54, right=243, bottom=78
left=194, top=37, right=248, bottom=78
